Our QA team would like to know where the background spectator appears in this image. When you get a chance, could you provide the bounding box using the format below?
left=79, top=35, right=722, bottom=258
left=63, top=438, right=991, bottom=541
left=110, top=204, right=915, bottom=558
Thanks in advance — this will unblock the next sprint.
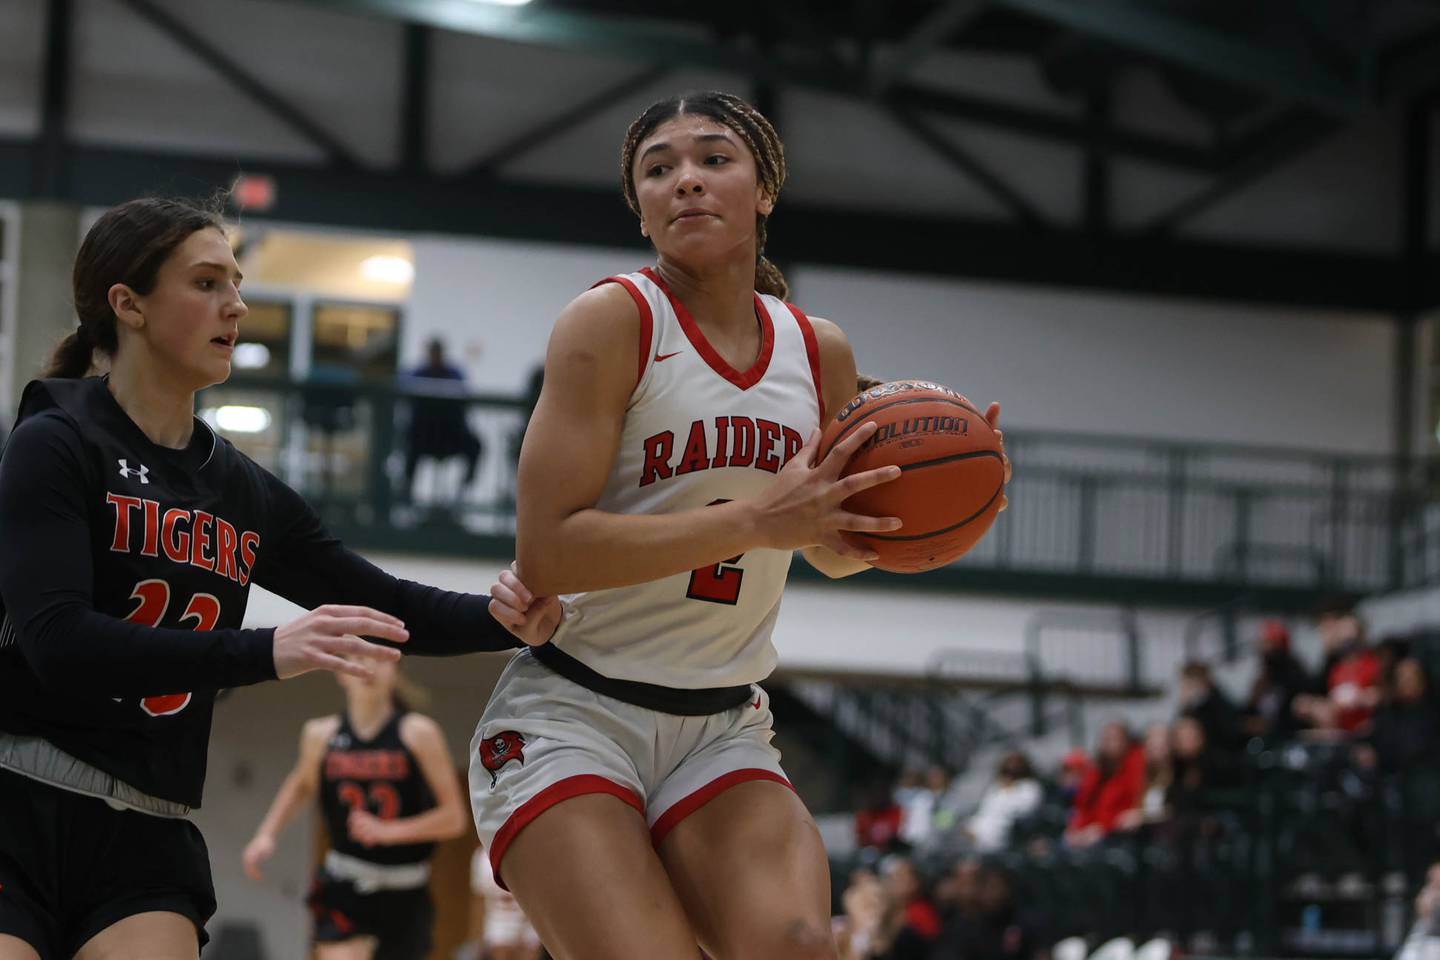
left=857, top=781, right=907, bottom=854
left=1066, top=721, right=1145, bottom=848
left=1296, top=614, right=1382, bottom=735
left=965, top=752, right=1043, bottom=853
left=401, top=337, right=482, bottom=502
left=1356, top=658, right=1440, bottom=773
left=1243, top=619, right=1312, bottom=740
left=1116, top=723, right=1174, bottom=833
left=879, top=856, right=943, bottom=960
left=899, top=766, right=950, bottom=849
left=1179, top=660, right=1243, bottom=750
left=929, top=863, right=1043, bottom=960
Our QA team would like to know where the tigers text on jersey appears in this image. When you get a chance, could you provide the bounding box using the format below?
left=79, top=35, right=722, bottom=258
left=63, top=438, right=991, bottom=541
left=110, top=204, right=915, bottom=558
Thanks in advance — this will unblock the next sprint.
left=547, top=268, right=823, bottom=690
left=320, top=711, right=436, bottom=866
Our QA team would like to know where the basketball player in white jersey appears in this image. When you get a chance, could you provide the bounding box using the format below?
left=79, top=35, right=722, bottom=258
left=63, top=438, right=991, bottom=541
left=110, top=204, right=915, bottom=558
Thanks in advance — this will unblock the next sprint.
left=472, top=91, right=1006, bottom=960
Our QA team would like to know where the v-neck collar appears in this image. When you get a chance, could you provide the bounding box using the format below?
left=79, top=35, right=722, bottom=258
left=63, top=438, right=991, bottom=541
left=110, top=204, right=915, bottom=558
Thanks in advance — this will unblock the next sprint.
left=641, top=267, right=774, bottom=390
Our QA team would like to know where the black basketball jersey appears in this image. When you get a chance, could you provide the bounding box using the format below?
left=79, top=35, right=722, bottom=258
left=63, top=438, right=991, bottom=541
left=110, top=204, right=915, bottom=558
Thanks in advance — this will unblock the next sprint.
left=319, top=711, right=436, bottom=866
left=0, top=377, right=520, bottom=808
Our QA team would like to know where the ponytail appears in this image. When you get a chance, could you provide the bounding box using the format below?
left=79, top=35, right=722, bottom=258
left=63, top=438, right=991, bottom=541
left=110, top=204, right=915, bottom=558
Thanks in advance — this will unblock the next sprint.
left=43, top=327, right=95, bottom=379
left=754, top=215, right=788, bottom=299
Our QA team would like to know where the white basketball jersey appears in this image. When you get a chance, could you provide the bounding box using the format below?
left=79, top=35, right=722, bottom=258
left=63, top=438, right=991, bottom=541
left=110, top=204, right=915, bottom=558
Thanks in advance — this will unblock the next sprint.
left=549, top=267, right=824, bottom=689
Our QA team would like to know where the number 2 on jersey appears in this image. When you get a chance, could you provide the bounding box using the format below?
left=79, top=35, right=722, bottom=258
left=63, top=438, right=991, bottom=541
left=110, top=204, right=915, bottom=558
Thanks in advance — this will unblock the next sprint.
left=686, top=500, right=745, bottom=605
left=123, top=579, right=222, bottom=717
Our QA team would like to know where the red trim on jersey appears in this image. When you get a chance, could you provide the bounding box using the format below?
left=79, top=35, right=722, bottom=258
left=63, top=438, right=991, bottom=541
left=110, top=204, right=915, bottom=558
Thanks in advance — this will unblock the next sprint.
left=650, top=769, right=794, bottom=847
left=490, top=774, right=644, bottom=891
left=592, top=275, right=654, bottom=391
left=787, top=302, right=825, bottom=420
left=640, top=267, right=774, bottom=390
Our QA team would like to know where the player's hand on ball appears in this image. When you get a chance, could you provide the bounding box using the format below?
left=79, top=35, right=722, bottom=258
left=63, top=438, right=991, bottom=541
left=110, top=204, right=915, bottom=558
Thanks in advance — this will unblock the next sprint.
left=347, top=809, right=393, bottom=847
left=272, top=605, right=408, bottom=681
left=241, top=833, right=276, bottom=881
left=488, top=562, right=564, bottom=646
left=985, top=401, right=1011, bottom=512
left=755, top=422, right=902, bottom=561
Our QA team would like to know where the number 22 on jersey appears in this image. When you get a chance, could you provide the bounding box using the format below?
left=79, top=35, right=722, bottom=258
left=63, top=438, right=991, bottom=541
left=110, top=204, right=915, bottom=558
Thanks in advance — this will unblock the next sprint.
left=123, top=578, right=222, bottom=716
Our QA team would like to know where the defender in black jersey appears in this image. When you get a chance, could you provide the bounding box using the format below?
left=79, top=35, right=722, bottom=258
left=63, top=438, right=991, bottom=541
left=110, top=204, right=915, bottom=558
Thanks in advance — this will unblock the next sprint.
left=0, top=199, right=560, bottom=960
left=242, top=659, right=467, bottom=960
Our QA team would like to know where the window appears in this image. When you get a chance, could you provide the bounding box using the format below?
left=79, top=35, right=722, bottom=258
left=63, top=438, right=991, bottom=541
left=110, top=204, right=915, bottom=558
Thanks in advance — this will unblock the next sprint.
left=311, top=303, right=399, bottom=382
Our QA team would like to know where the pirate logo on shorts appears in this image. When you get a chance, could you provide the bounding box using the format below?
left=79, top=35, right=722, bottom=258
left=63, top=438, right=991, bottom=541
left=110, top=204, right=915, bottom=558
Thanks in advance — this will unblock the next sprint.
left=480, top=731, right=526, bottom=788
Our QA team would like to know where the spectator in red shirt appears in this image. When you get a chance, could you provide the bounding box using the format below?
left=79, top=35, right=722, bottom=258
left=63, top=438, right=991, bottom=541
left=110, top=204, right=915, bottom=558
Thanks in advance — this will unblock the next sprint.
left=880, top=856, right=943, bottom=959
left=1066, top=721, right=1145, bottom=848
left=856, top=781, right=906, bottom=853
left=1295, top=615, right=1382, bottom=734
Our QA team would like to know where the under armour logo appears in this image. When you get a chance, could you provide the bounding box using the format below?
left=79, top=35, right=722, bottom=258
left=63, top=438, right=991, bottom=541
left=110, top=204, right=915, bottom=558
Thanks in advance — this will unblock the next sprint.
left=117, top=459, right=149, bottom=484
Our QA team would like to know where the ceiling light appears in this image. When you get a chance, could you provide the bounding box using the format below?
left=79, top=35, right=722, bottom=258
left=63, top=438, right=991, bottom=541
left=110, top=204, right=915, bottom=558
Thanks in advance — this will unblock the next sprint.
left=360, top=255, right=415, bottom=285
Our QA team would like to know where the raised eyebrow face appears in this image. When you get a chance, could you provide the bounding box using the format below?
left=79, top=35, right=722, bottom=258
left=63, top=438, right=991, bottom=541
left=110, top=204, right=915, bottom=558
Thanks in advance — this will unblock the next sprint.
left=637, top=130, right=741, bottom=168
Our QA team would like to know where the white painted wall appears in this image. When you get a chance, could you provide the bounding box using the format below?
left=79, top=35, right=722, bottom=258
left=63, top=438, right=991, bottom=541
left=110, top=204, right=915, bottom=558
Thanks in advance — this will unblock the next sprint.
left=404, top=234, right=639, bottom=393
left=788, top=265, right=1397, bottom=453
left=397, top=234, right=1401, bottom=453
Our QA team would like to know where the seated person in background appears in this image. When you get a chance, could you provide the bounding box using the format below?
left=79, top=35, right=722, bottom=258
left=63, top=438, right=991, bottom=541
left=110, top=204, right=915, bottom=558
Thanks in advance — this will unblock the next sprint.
left=1294, top=614, right=1382, bottom=735
left=1116, top=722, right=1174, bottom=834
left=857, top=780, right=907, bottom=854
left=1163, top=715, right=1244, bottom=848
left=898, top=765, right=950, bottom=849
left=878, top=856, right=943, bottom=960
left=401, top=338, right=482, bottom=501
left=1065, top=721, right=1145, bottom=848
left=929, top=863, right=1043, bottom=960
left=1242, top=620, right=1312, bottom=740
left=835, top=867, right=886, bottom=960
left=1178, top=660, right=1243, bottom=750
left=964, top=751, right=1043, bottom=852
left=1354, top=658, right=1440, bottom=774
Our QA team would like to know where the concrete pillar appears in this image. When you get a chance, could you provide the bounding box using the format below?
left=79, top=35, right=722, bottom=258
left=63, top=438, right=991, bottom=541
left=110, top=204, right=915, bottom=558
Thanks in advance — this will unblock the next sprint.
left=11, top=200, right=80, bottom=411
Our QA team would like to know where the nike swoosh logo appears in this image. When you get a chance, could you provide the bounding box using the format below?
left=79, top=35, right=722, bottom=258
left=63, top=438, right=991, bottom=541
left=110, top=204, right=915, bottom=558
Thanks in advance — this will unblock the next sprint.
left=655, top=351, right=682, bottom=362
left=752, top=696, right=762, bottom=710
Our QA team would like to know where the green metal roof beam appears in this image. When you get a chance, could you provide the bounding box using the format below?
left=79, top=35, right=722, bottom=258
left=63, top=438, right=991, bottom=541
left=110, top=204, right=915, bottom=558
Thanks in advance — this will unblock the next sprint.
left=992, top=0, right=1365, bottom=113
left=871, top=0, right=993, bottom=94
left=293, top=0, right=865, bottom=94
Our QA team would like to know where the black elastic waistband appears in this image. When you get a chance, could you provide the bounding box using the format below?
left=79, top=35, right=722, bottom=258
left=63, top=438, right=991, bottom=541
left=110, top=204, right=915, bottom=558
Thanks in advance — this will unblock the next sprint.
left=530, top=643, right=752, bottom=716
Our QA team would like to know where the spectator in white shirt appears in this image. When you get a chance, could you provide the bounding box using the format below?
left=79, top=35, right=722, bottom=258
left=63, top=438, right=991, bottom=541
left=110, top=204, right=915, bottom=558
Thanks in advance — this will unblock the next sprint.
left=963, top=752, right=1043, bottom=853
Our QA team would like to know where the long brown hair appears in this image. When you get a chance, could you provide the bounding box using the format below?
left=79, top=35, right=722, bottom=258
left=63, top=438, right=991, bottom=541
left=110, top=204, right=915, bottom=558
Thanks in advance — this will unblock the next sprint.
left=46, top=197, right=225, bottom=378
left=620, top=91, right=789, bottom=299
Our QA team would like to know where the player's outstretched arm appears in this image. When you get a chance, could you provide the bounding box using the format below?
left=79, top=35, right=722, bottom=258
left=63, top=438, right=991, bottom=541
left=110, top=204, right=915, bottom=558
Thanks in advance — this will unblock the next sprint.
left=249, top=472, right=522, bottom=657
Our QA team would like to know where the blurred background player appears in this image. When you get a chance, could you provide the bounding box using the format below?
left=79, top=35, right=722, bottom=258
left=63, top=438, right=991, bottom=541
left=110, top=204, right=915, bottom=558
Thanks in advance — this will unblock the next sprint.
left=242, top=656, right=467, bottom=960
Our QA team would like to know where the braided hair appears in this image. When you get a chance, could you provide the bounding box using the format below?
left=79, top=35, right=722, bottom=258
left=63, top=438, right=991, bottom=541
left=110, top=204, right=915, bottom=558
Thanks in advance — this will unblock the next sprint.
left=620, top=91, right=789, bottom=299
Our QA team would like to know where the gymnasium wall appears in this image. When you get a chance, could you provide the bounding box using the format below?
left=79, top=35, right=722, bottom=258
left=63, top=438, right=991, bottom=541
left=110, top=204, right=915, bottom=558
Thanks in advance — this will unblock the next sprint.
left=400, top=234, right=1402, bottom=454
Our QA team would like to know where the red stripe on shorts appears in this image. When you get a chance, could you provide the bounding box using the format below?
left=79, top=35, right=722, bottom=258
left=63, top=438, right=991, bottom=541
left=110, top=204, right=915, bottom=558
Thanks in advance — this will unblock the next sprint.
left=489, top=774, right=644, bottom=891
left=649, top=768, right=794, bottom=847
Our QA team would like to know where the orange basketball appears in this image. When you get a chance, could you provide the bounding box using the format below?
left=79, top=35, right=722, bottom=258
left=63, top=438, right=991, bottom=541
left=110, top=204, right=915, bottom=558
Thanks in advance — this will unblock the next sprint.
left=820, top=380, right=1005, bottom=573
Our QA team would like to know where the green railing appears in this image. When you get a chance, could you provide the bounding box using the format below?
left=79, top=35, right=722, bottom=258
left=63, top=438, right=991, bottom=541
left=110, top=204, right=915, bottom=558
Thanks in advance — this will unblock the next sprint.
left=197, top=376, right=1435, bottom=598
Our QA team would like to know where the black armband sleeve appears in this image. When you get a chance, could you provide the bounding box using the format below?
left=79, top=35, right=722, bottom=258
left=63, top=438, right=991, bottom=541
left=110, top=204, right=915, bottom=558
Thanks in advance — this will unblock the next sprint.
left=0, top=416, right=277, bottom=696
left=251, top=473, right=520, bottom=656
